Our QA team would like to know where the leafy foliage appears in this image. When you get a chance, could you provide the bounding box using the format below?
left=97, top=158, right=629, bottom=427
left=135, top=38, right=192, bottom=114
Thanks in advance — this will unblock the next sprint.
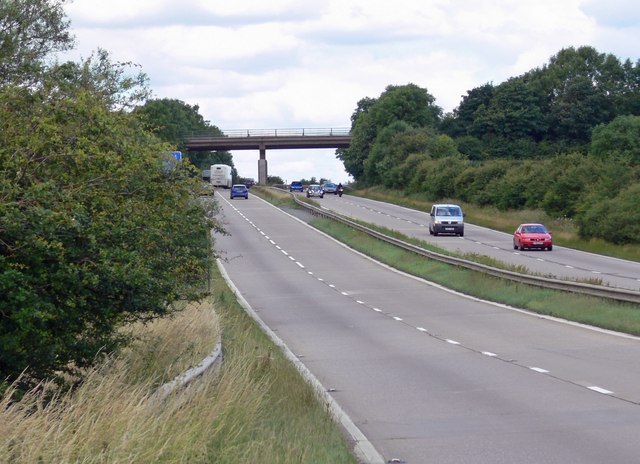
left=0, top=7, right=220, bottom=393
left=338, top=84, right=442, bottom=183
left=0, top=0, right=73, bottom=85
left=339, top=46, right=640, bottom=243
left=135, top=98, right=234, bottom=170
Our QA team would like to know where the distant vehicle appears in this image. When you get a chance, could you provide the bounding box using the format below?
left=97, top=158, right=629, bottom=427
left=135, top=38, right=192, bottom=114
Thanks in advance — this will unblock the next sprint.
left=290, top=181, right=304, bottom=192
left=321, top=182, right=337, bottom=194
left=211, top=164, right=232, bottom=189
left=230, top=184, right=249, bottom=199
left=513, top=223, right=553, bottom=251
left=429, top=204, right=464, bottom=236
left=243, top=178, right=255, bottom=188
left=306, top=184, right=324, bottom=198
left=201, top=168, right=211, bottom=182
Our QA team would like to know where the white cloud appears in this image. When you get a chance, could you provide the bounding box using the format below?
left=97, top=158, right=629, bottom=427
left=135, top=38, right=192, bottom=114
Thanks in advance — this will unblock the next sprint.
left=64, top=0, right=638, bottom=183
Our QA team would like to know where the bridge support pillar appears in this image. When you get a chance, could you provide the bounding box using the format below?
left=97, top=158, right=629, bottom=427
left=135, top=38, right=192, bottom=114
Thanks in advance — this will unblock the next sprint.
left=258, top=145, right=268, bottom=185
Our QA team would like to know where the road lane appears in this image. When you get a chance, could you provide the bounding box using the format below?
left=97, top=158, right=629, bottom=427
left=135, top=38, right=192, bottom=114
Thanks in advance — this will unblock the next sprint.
left=213, top=192, right=640, bottom=463
left=314, top=193, right=640, bottom=290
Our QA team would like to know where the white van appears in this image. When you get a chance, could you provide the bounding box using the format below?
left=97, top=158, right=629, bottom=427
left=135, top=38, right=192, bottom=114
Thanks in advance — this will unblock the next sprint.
left=429, top=204, right=464, bottom=237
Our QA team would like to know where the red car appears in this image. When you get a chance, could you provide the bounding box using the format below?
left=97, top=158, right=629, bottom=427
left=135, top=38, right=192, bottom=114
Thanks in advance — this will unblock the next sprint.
left=513, top=223, right=553, bottom=251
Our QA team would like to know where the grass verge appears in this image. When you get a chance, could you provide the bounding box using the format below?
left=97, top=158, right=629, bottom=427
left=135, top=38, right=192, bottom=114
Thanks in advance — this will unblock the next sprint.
left=0, top=265, right=357, bottom=463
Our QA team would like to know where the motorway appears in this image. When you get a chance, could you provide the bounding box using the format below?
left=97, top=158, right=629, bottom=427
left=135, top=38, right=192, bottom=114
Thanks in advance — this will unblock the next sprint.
left=309, top=193, right=640, bottom=291
left=213, top=191, right=640, bottom=463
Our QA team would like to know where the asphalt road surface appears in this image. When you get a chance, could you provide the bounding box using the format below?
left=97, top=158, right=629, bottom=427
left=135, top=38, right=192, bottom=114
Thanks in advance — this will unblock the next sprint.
left=213, top=192, right=640, bottom=464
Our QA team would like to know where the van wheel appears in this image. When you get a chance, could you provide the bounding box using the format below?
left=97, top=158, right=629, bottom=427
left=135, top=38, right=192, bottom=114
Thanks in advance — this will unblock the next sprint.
left=459, top=231, right=464, bottom=237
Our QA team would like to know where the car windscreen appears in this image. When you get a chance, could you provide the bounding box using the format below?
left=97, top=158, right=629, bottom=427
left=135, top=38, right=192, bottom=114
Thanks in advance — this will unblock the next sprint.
left=437, top=207, right=461, bottom=216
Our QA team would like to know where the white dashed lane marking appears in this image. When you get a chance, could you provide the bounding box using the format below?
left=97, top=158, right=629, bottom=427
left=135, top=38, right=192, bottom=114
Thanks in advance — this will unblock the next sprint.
left=226, top=198, right=621, bottom=405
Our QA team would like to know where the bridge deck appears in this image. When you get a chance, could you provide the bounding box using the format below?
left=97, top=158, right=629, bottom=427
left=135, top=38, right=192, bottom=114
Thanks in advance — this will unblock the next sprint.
left=184, top=128, right=352, bottom=151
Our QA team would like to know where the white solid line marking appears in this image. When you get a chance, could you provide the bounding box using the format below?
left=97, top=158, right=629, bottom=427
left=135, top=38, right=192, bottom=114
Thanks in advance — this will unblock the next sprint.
left=446, top=339, right=460, bottom=345
left=592, top=271, right=601, bottom=274
left=565, top=265, right=574, bottom=269
left=588, top=386, right=613, bottom=395
left=529, top=367, right=549, bottom=373
left=482, top=351, right=497, bottom=357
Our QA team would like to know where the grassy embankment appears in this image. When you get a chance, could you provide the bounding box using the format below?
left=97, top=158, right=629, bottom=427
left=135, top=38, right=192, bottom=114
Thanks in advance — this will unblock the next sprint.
left=257, top=186, right=640, bottom=337
left=0, top=264, right=357, bottom=463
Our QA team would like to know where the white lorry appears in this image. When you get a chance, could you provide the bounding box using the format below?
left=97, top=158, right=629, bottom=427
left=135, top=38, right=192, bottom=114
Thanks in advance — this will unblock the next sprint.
left=210, top=164, right=232, bottom=189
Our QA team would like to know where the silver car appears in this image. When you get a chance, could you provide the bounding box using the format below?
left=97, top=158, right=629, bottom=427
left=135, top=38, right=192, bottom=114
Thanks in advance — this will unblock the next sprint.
left=306, top=184, right=324, bottom=198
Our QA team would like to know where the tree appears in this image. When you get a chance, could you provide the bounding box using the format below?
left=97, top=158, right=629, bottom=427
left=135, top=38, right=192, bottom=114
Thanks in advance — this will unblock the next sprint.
left=136, top=98, right=232, bottom=170
left=470, top=77, right=547, bottom=143
left=443, top=83, right=494, bottom=138
left=0, top=16, right=220, bottom=392
left=535, top=46, right=626, bottom=146
left=576, top=184, right=640, bottom=244
left=339, top=84, right=442, bottom=182
left=0, top=0, right=73, bottom=85
left=590, top=115, right=640, bottom=164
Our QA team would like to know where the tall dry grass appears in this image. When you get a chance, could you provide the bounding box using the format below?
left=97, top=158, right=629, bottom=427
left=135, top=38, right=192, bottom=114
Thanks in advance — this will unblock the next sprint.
left=1, top=271, right=357, bottom=463
left=0, top=299, right=221, bottom=463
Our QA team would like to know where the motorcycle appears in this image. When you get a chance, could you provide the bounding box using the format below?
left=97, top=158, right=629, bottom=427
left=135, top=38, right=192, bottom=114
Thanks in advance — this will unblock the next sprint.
left=337, top=185, right=344, bottom=197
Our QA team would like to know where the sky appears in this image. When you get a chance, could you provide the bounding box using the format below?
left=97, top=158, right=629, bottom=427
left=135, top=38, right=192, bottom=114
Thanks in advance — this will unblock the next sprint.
left=62, top=0, right=639, bottom=184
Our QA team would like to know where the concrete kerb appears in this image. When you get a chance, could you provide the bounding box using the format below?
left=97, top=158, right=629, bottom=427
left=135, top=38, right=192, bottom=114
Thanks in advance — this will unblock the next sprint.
left=216, top=259, right=386, bottom=464
left=150, top=315, right=223, bottom=403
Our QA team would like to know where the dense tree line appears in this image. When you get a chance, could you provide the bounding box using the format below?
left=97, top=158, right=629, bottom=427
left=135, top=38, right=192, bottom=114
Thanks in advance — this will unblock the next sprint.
left=1, top=0, right=221, bottom=394
left=338, top=46, right=640, bottom=243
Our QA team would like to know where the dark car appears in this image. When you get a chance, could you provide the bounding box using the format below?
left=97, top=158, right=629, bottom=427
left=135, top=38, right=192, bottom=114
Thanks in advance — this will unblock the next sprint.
left=290, top=181, right=303, bottom=192
left=513, top=223, right=553, bottom=251
left=321, top=182, right=337, bottom=194
left=230, top=184, right=249, bottom=199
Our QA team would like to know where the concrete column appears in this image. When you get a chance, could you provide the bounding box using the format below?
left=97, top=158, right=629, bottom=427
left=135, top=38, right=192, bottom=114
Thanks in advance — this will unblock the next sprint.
left=258, top=144, right=268, bottom=185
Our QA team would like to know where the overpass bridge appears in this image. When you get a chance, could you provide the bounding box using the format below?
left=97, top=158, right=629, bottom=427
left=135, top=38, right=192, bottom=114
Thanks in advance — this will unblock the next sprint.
left=184, top=128, right=352, bottom=184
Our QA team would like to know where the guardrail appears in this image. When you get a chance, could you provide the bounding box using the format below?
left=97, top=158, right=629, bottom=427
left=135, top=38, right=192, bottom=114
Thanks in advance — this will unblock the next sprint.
left=291, top=195, right=640, bottom=305
left=187, top=128, right=351, bottom=138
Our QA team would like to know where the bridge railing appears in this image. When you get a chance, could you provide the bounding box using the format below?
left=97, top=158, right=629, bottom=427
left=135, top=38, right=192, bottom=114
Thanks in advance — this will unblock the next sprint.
left=186, top=128, right=351, bottom=138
